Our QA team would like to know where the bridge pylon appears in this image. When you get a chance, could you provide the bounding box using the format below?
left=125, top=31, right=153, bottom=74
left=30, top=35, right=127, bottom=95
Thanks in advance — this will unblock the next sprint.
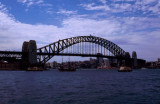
left=22, top=40, right=38, bottom=69
left=124, top=52, right=132, bottom=67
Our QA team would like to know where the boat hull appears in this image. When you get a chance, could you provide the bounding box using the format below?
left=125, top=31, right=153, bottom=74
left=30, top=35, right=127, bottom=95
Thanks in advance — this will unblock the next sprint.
left=27, top=67, right=44, bottom=71
left=118, top=67, right=132, bottom=72
left=58, top=67, right=76, bottom=71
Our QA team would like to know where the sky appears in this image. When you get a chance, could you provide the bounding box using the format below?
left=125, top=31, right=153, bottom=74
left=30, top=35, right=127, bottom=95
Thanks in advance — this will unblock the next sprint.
left=0, top=0, right=160, bottom=62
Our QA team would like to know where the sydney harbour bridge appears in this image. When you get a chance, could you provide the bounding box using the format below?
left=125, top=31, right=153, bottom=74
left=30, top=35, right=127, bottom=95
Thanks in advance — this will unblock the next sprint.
left=0, top=35, right=138, bottom=69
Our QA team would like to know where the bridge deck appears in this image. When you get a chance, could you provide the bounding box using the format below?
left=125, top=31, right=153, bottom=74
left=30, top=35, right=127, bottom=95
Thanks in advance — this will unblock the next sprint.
left=0, top=51, right=121, bottom=59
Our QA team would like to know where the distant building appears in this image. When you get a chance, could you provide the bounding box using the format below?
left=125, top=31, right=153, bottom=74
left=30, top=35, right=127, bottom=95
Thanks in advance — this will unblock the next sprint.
left=108, top=58, right=117, bottom=67
left=132, top=51, right=137, bottom=67
left=104, top=59, right=110, bottom=67
left=158, top=58, right=160, bottom=63
left=157, top=58, right=160, bottom=68
left=90, top=58, right=97, bottom=68
left=45, top=62, right=51, bottom=67
left=50, top=61, right=58, bottom=68
left=96, top=53, right=104, bottom=64
left=98, top=59, right=111, bottom=68
left=137, top=59, right=146, bottom=68
left=146, top=61, right=157, bottom=69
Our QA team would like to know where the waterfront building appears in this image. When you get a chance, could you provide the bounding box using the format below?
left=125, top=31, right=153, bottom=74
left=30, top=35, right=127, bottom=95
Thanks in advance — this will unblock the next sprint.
left=108, top=58, right=117, bottom=67
left=50, top=61, right=58, bottom=69
left=132, top=51, right=137, bottom=68
left=104, top=59, right=110, bottom=67
left=158, top=58, right=160, bottom=64
left=96, top=53, right=104, bottom=64
left=157, top=58, right=160, bottom=68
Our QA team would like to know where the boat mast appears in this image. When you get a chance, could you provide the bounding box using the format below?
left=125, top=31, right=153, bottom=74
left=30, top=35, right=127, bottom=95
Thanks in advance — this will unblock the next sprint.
left=62, top=50, right=64, bottom=66
left=68, top=55, right=70, bottom=68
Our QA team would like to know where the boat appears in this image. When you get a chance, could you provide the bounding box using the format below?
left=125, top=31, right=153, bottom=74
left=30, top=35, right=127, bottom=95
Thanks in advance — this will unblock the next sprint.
left=58, top=65, right=76, bottom=71
left=27, top=67, right=44, bottom=71
left=118, top=67, right=132, bottom=72
left=58, top=54, right=76, bottom=71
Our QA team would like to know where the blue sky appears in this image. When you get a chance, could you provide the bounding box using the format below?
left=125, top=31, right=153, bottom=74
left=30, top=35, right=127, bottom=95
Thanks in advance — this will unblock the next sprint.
left=0, top=0, right=160, bottom=61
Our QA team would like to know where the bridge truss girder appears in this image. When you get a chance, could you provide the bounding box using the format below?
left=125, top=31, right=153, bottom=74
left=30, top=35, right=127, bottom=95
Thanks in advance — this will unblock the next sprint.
left=0, top=51, right=22, bottom=62
left=37, top=35, right=126, bottom=64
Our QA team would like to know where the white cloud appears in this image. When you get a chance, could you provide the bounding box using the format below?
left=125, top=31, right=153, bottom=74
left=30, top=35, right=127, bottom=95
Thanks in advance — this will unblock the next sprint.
left=113, top=0, right=135, bottom=1
left=81, top=0, right=160, bottom=16
left=17, top=0, right=53, bottom=13
left=36, top=0, right=43, bottom=4
left=81, top=3, right=110, bottom=11
left=1, top=2, right=160, bottom=61
left=0, top=9, right=119, bottom=50
left=99, top=0, right=106, bottom=4
left=57, top=9, right=77, bottom=15
left=27, top=1, right=34, bottom=7
left=17, top=0, right=27, bottom=4
left=17, top=0, right=49, bottom=7
left=0, top=2, right=8, bottom=13
left=61, top=17, right=121, bottom=38
left=141, top=0, right=157, bottom=5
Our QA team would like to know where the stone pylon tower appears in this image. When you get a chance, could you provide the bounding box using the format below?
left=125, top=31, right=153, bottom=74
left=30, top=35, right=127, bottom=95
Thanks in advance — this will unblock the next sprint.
left=22, top=40, right=37, bottom=69
left=125, top=52, right=131, bottom=67
left=22, top=41, right=29, bottom=65
left=28, top=40, right=37, bottom=65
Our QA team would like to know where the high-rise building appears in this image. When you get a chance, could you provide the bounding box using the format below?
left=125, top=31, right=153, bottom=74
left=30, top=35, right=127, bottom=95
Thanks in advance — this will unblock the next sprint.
left=132, top=51, right=137, bottom=67
left=158, top=58, right=160, bottom=64
left=157, top=58, right=160, bottom=68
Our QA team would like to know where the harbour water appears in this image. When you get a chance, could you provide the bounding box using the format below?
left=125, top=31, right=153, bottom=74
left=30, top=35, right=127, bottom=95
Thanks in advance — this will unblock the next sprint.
left=0, top=69, right=160, bottom=104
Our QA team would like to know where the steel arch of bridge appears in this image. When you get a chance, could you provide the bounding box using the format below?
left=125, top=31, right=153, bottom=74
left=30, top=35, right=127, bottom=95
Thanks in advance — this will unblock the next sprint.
left=37, top=35, right=126, bottom=63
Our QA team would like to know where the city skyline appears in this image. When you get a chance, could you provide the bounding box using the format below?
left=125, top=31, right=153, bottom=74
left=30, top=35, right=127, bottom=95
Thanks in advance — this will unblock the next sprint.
left=0, top=0, right=160, bottom=61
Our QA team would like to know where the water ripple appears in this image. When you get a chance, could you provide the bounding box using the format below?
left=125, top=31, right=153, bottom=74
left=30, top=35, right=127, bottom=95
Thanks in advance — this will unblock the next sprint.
left=0, top=69, right=160, bottom=104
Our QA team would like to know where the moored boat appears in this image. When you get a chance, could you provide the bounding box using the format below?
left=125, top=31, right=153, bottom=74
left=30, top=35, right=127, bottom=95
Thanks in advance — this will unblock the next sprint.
left=58, top=66, right=76, bottom=71
left=58, top=55, right=76, bottom=71
left=27, top=67, right=44, bottom=71
left=118, top=67, right=132, bottom=72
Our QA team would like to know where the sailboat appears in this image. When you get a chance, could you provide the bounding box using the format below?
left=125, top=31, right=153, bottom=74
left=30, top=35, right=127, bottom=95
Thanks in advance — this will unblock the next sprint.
left=58, top=55, right=76, bottom=71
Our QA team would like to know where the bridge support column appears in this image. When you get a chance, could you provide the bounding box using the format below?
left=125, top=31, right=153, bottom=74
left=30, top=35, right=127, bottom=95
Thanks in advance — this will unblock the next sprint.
left=22, top=40, right=37, bottom=70
left=22, top=41, right=29, bottom=69
left=28, top=40, right=37, bottom=65
left=125, top=52, right=132, bottom=67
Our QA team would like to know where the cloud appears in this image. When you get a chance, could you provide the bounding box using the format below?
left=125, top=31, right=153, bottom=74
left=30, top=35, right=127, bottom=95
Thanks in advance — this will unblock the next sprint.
left=1, top=1, right=160, bottom=61
left=0, top=8, right=119, bottom=50
left=17, top=0, right=53, bottom=13
left=17, top=0, right=34, bottom=7
left=17, top=0, right=51, bottom=8
left=36, top=0, right=43, bottom=4
left=99, top=0, right=106, bottom=4
left=17, top=0, right=27, bottom=4
left=57, top=9, right=77, bottom=15
left=81, top=3, right=110, bottom=11
left=61, top=17, right=120, bottom=36
left=0, top=2, right=8, bottom=13
left=81, top=0, right=160, bottom=17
